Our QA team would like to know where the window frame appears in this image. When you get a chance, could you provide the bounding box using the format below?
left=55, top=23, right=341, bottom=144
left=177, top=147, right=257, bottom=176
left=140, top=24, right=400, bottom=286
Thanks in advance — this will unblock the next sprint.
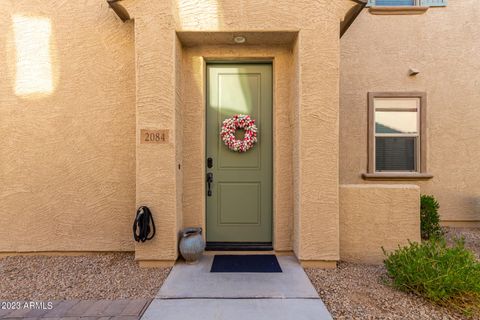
left=366, top=92, right=430, bottom=179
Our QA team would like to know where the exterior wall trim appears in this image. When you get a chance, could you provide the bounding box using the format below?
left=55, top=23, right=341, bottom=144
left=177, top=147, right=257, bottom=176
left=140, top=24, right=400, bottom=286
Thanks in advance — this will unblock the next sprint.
left=369, top=6, right=428, bottom=15
left=362, top=172, right=433, bottom=180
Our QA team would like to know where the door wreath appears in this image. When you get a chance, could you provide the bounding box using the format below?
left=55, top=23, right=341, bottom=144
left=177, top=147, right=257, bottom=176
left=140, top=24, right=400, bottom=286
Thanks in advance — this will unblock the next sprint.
left=220, top=114, right=257, bottom=152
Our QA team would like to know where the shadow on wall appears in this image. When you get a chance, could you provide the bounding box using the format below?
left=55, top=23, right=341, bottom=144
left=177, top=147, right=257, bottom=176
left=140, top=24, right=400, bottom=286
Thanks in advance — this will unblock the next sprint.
left=9, top=14, right=59, bottom=98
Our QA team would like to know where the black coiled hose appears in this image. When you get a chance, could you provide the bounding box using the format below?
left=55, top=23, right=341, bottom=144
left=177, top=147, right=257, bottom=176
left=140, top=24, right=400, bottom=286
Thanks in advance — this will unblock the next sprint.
left=133, top=206, right=156, bottom=242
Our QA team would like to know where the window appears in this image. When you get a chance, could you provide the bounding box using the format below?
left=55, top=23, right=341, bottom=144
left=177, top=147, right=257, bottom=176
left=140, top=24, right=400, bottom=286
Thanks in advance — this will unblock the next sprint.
left=365, top=93, right=431, bottom=179
left=374, top=97, right=419, bottom=172
left=376, top=0, right=415, bottom=5
left=367, top=0, right=447, bottom=6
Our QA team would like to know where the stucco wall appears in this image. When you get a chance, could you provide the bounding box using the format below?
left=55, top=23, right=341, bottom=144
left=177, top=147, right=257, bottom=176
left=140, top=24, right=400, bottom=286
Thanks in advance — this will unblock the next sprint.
left=340, top=185, right=421, bottom=264
left=133, top=8, right=181, bottom=262
left=340, top=0, right=480, bottom=224
left=0, top=0, right=369, bottom=261
left=123, top=0, right=355, bottom=263
left=0, top=1, right=135, bottom=252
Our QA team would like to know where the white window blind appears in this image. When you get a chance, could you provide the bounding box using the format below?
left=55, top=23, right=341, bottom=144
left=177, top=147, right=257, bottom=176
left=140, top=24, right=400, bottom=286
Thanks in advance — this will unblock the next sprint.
left=374, top=98, right=420, bottom=172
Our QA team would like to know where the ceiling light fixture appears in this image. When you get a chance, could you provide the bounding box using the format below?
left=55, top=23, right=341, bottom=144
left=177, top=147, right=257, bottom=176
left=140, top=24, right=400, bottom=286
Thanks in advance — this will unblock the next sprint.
left=233, top=36, right=246, bottom=44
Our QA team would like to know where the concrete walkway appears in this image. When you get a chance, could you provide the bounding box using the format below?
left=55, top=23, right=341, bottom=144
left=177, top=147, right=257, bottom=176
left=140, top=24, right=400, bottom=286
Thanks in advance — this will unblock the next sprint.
left=141, top=255, right=332, bottom=320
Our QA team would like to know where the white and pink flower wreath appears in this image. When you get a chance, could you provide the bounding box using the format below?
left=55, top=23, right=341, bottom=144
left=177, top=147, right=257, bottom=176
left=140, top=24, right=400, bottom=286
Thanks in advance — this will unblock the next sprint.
left=220, top=114, right=258, bottom=152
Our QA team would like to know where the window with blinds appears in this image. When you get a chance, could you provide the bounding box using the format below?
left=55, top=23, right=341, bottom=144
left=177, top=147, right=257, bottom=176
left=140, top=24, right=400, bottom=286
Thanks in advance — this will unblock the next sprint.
left=376, top=0, right=414, bottom=5
left=367, top=0, right=447, bottom=6
left=373, top=97, right=420, bottom=172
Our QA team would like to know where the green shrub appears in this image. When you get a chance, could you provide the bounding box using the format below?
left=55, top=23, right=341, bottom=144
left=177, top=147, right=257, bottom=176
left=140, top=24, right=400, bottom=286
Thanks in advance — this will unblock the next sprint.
left=383, top=238, right=480, bottom=316
left=420, top=195, right=442, bottom=240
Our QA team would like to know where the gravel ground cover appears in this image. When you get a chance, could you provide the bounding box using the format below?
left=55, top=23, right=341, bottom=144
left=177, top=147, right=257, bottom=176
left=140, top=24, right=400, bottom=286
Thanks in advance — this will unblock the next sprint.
left=445, top=227, right=480, bottom=259
left=0, top=253, right=170, bottom=300
left=306, top=227, right=480, bottom=320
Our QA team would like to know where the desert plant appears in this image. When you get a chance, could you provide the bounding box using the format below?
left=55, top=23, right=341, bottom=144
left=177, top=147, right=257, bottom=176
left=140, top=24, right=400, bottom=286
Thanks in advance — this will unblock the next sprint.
left=420, top=195, right=442, bottom=240
left=383, top=238, right=480, bottom=316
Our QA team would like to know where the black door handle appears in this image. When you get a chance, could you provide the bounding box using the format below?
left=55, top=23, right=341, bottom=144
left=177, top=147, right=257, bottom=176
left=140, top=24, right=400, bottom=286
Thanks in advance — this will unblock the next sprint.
left=206, top=172, right=214, bottom=196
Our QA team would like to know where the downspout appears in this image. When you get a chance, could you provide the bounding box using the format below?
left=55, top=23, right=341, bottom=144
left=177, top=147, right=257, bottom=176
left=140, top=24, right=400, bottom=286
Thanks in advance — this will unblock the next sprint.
left=107, top=0, right=130, bottom=22
left=340, top=0, right=367, bottom=38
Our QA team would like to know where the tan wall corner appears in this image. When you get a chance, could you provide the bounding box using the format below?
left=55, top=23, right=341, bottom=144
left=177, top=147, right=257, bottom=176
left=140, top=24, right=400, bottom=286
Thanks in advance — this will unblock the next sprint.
left=137, top=260, right=176, bottom=268
left=133, top=13, right=181, bottom=261
left=340, top=184, right=421, bottom=265
left=294, top=28, right=341, bottom=263
left=300, top=260, right=337, bottom=269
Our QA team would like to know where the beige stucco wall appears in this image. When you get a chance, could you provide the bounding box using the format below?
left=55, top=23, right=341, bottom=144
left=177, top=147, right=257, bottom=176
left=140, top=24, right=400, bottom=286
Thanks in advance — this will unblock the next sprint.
left=340, top=184, right=421, bottom=264
left=1, top=0, right=422, bottom=266
left=124, top=0, right=356, bottom=263
left=0, top=1, right=135, bottom=252
left=132, top=6, right=182, bottom=261
left=340, top=0, right=480, bottom=224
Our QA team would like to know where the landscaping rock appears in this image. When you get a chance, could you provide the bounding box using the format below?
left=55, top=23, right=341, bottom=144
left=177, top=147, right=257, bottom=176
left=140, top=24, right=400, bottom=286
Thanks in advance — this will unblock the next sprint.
left=306, top=263, right=469, bottom=320
left=0, top=253, right=170, bottom=300
left=306, top=227, right=480, bottom=320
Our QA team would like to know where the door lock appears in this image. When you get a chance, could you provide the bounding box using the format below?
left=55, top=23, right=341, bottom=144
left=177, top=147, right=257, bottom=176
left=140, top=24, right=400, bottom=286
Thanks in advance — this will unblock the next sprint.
left=206, top=172, right=214, bottom=196
left=207, top=157, right=213, bottom=168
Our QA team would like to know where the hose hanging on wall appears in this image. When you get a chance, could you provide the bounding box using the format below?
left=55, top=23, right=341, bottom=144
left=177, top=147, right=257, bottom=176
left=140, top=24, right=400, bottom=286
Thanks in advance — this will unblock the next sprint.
left=133, top=206, right=156, bottom=242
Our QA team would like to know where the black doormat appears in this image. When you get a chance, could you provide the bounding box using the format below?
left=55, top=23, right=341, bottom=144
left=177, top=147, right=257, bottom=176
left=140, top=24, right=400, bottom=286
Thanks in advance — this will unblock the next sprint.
left=210, top=254, right=282, bottom=273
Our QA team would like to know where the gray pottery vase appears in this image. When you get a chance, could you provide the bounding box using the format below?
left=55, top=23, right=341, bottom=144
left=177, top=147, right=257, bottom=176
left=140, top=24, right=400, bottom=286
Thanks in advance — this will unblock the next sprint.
left=179, top=227, right=205, bottom=264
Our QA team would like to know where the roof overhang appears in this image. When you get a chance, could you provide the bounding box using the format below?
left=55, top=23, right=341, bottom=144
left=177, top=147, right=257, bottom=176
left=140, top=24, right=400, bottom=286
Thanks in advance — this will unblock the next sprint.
left=106, top=0, right=366, bottom=38
left=107, top=0, right=130, bottom=22
left=341, top=0, right=367, bottom=38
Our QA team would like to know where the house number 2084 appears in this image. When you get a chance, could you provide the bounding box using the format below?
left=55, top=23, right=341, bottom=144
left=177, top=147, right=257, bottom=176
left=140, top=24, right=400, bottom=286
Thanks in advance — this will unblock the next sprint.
left=145, top=132, right=165, bottom=142
left=140, top=129, right=169, bottom=144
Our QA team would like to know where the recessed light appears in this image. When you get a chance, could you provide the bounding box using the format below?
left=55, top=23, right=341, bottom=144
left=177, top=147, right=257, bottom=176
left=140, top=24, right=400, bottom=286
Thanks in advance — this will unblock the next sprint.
left=233, top=36, right=246, bottom=44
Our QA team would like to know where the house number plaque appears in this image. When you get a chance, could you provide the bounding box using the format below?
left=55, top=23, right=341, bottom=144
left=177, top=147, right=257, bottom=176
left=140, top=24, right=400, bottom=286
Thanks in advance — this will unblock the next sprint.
left=140, top=129, right=169, bottom=144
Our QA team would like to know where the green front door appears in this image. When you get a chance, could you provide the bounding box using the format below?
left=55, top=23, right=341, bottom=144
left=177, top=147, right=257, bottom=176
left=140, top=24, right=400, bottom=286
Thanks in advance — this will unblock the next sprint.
left=206, top=64, right=273, bottom=244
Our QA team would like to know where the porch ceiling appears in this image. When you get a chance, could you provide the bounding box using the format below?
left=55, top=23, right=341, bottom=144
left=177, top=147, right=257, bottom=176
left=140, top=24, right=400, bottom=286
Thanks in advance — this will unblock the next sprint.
left=176, top=31, right=298, bottom=47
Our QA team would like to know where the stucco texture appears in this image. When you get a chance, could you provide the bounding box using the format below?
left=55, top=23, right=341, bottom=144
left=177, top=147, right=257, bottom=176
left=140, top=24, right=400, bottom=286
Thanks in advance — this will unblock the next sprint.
left=340, top=0, right=480, bottom=224
left=0, top=1, right=135, bottom=251
left=340, top=185, right=421, bottom=264
left=0, top=0, right=419, bottom=266
left=124, top=0, right=356, bottom=262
